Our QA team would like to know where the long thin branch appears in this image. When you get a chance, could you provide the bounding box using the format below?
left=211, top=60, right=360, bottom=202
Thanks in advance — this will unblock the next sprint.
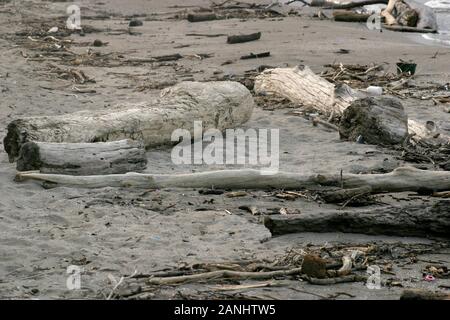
left=15, top=167, right=450, bottom=194
left=147, top=268, right=303, bottom=285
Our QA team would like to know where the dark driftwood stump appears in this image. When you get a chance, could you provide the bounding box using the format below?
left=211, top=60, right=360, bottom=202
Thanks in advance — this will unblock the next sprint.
left=227, top=32, right=261, bottom=44
left=333, top=10, right=372, bottom=22
left=339, top=97, right=409, bottom=145
left=263, top=201, right=450, bottom=238
left=17, top=139, right=147, bottom=175
left=187, top=13, right=217, bottom=22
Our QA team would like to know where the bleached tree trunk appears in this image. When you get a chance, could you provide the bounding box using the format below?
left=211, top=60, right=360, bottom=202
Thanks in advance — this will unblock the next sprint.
left=16, top=139, right=147, bottom=175
left=4, top=81, right=254, bottom=162
left=15, top=166, right=450, bottom=192
left=254, top=65, right=354, bottom=116
left=254, top=66, right=449, bottom=143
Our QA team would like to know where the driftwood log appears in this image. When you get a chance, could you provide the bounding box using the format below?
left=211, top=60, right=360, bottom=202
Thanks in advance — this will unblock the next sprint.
left=333, top=10, right=372, bottom=22
left=4, top=81, right=254, bottom=162
left=253, top=66, right=449, bottom=143
left=263, top=200, right=450, bottom=238
left=187, top=13, right=217, bottom=22
left=227, top=32, right=261, bottom=44
left=254, top=65, right=359, bottom=116
left=400, top=289, right=450, bottom=300
left=16, top=139, right=147, bottom=175
left=15, top=167, right=450, bottom=192
left=310, top=0, right=388, bottom=9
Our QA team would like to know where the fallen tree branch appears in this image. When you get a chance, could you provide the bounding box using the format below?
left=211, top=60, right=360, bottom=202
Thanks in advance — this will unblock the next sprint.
left=15, top=167, right=450, bottom=193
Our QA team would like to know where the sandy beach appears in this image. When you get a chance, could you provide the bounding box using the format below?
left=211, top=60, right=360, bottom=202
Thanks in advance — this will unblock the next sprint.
left=0, top=0, right=449, bottom=300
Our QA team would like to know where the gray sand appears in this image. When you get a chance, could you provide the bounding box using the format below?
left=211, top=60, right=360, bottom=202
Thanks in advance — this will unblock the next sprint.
left=0, top=0, right=449, bottom=299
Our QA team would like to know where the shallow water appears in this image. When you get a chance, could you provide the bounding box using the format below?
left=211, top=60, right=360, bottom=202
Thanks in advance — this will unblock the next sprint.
left=419, top=0, right=450, bottom=46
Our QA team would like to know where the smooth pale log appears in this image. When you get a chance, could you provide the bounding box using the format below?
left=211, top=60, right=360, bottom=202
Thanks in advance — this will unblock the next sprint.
left=15, top=167, right=450, bottom=192
left=263, top=200, right=450, bottom=238
left=17, top=139, right=147, bottom=175
left=254, top=66, right=448, bottom=142
left=254, top=65, right=357, bottom=116
left=382, top=0, right=399, bottom=25
left=4, top=81, right=254, bottom=162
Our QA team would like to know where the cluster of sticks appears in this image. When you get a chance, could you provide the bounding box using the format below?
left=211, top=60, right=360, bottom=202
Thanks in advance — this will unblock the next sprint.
left=105, top=241, right=449, bottom=299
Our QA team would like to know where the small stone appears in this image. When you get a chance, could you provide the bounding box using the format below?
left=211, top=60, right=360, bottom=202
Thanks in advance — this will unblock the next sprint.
left=129, top=19, right=143, bottom=27
left=93, top=39, right=103, bottom=47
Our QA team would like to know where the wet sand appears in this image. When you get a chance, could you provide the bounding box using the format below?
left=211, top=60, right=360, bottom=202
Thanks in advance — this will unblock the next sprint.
left=0, top=0, right=449, bottom=299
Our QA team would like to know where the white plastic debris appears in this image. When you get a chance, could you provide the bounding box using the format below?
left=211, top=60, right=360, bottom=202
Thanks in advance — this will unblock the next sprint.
left=366, top=86, right=383, bottom=96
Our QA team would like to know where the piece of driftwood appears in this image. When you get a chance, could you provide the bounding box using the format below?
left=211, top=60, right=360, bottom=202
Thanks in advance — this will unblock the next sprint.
left=16, top=139, right=147, bottom=175
left=227, top=32, right=261, bottom=44
left=4, top=81, right=254, bottom=162
left=383, top=24, right=437, bottom=33
left=153, top=53, right=183, bottom=62
left=433, top=191, right=450, bottom=198
left=254, top=66, right=447, bottom=142
left=15, top=167, right=450, bottom=192
left=254, top=65, right=357, bottom=116
left=263, top=200, right=450, bottom=238
left=310, top=0, right=388, bottom=9
left=187, top=13, right=217, bottom=22
left=305, top=275, right=366, bottom=285
left=339, top=97, right=409, bottom=145
left=400, top=289, right=450, bottom=300
left=147, top=267, right=303, bottom=285
left=333, top=10, right=371, bottom=22
left=240, top=52, right=270, bottom=60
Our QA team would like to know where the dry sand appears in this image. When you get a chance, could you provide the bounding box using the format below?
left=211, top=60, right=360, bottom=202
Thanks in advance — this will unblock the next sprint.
left=0, top=0, right=449, bottom=299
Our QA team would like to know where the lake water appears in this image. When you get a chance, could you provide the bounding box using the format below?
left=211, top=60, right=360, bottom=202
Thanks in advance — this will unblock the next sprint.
left=419, top=0, right=450, bottom=46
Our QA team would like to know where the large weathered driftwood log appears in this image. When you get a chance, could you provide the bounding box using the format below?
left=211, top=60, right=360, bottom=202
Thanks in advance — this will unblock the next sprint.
left=263, top=200, right=450, bottom=238
left=16, top=139, right=147, bottom=175
left=254, top=66, right=448, bottom=143
left=15, top=167, right=450, bottom=192
left=4, top=81, right=254, bottom=162
left=254, top=65, right=358, bottom=116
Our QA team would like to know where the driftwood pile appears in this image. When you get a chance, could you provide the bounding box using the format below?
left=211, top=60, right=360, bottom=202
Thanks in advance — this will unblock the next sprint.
left=311, top=0, right=438, bottom=33
left=5, top=65, right=450, bottom=241
left=105, top=241, right=449, bottom=299
left=5, top=81, right=254, bottom=175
